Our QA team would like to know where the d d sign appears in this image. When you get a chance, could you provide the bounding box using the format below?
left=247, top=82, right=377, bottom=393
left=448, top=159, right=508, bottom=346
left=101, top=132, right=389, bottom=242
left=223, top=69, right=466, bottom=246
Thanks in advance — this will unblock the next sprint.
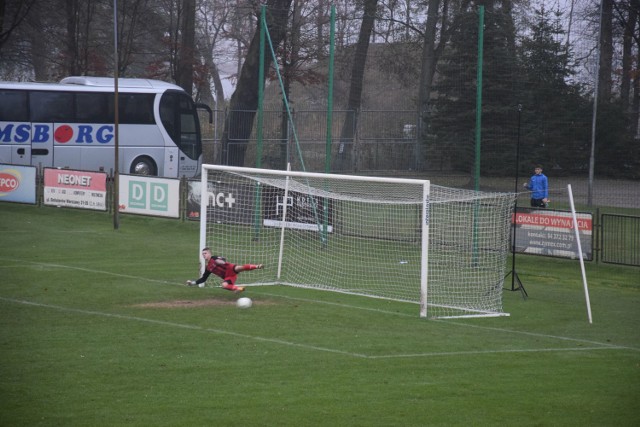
left=118, top=175, right=179, bottom=218
left=128, top=180, right=168, bottom=211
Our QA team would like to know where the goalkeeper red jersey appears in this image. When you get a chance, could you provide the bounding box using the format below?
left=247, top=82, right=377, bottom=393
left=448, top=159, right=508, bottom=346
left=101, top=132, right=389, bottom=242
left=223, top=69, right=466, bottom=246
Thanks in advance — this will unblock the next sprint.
left=194, top=256, right=239, bottom=285
left=207, top=256, right=237, bottom=279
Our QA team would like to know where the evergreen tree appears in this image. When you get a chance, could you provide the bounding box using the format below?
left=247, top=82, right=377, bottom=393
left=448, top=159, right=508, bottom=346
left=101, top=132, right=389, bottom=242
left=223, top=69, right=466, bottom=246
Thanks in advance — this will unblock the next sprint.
left=517, top=6, right=591, bottom=175
left=427, top=1, right=520, bottom=176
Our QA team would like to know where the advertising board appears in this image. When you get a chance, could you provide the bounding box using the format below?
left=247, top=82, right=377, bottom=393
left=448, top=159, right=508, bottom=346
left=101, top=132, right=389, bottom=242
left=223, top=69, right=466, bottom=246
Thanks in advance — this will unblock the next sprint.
left=0, top=164, right=36, bottom=204
left=43, top=168, right=107, bottom=210
left=118, top=175, right=180, bottom=218
left=513, top=208, right=593, bottom=260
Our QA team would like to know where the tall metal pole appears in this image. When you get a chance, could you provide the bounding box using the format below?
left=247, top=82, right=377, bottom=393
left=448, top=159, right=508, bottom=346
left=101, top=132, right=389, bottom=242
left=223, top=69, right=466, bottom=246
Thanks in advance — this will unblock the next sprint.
left=588, top=0, right=604, bottom=207
left=512, top=105, right=522, bottom=289
left=322, top=5, right=336, bottom=246
left=325, top=5, right=335, bottom=174
left=113, top=0, right=120, bottom=230
left=474, top=5, right=484, bottom=191
left=253, top=5, right=266, bottom=241
left=256, top=5, right=265, bottom=169
left=502, top=105, right=528, bottom=298
left=471, top=6, right=484, bottom=265
left=509, top=104, right=526, bottom=298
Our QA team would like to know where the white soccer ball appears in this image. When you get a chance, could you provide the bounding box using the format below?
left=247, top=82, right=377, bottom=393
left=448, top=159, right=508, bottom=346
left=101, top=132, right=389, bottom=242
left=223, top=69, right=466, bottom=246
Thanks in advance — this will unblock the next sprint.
left=236, top=297, right=252, bottom=309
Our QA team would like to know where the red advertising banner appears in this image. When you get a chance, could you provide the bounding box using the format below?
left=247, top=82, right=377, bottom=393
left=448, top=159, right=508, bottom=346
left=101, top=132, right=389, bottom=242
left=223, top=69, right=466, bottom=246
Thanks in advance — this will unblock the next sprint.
left=513, top=208, right=593, bottom=260
left=513, top=211, right=592, bottom=231
left=43, top=168, right=108, bottom=211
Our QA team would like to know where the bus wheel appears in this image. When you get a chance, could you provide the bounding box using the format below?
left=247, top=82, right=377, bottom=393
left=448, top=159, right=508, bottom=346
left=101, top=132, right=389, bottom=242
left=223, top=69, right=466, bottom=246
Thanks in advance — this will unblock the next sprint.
left=130, top=156, right=157, bottom=176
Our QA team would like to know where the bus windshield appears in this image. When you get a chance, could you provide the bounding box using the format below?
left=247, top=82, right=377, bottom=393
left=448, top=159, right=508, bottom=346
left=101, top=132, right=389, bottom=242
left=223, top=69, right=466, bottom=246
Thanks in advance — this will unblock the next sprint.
left=159, top=90, right=202, bottom=161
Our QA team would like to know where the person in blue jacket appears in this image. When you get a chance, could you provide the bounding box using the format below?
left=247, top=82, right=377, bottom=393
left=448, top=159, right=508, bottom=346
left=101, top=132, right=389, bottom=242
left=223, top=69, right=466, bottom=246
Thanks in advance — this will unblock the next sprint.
left=524, top=165, right=549, bottom=208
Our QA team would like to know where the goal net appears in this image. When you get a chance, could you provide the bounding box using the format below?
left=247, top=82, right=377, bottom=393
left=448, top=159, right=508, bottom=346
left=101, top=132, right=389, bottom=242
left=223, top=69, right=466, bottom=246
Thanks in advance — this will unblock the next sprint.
left=198, top=165, right=516, bottom=319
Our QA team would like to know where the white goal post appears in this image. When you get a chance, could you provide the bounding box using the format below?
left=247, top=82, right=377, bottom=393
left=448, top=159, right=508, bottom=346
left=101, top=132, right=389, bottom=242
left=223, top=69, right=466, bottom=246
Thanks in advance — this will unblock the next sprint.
left=198, top=164, right=516, bottom=319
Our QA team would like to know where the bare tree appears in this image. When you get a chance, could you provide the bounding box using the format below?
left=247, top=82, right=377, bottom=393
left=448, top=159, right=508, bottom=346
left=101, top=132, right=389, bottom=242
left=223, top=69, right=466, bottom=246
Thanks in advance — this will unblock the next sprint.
left=598, top=0, right=613, bottom=102
left=417, top=0, right=444, bottom=143
left=0, top=0, right=36, bottom=50
left=196, top=0, right=227, bottom=106
left=620, top=0, right=639, bottom=113
left=176, top=0, right=196, bottom=95
left=334, top=0, right=379, bottom=171
left=27, top=4, right=49, bottom=80
left=64, top=0, right=80, bottom=75
left=221, top=0, right=293, bottom=166
left=227, top=1, right=257, bottom=81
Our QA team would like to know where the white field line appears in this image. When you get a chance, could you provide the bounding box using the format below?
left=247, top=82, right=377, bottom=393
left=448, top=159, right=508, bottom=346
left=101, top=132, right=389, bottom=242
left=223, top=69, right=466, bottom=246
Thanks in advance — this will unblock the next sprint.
left=0, top=297, right=630, bottom=360
left=1, top=258, right=637, bottom=357
left=0, top=297, right=368, bottom=358
left=0, top=257, right=179, bottom=286
left=260, top=293, right=639, bottom=352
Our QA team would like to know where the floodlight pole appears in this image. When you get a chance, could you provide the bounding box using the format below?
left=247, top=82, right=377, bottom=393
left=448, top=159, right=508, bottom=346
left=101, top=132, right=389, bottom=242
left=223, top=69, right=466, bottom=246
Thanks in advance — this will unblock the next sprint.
left=505, top=104, right=527, bottom=299
left=113, top=0, right=120, bottom=230
left=323, top=5, right=336, bottom=246
left=252, top=5, right=266, bottom=242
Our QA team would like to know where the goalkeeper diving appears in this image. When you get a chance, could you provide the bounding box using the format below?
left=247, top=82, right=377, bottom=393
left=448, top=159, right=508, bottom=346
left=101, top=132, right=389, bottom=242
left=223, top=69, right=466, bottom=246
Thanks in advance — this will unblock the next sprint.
left=186, top=247, right=264, bottom=293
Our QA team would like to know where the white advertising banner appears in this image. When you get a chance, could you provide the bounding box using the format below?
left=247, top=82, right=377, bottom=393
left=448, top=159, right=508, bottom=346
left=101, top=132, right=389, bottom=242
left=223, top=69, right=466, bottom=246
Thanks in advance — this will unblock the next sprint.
left=118, top=175, right=180, bottom=218
left=43, top=168, right=107, bottom=211
left=0, top=164, right=37, bottom=204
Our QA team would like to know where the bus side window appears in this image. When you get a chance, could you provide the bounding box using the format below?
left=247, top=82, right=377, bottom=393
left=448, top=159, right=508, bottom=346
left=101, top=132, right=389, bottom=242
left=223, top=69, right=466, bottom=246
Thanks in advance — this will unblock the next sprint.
left=76, top=93, right=111, bottom=123
left=30, top=92, right=73, bottom=122
left=0, top=90, right=28, bottom=121
left=119, top=94, right=154, bottom=124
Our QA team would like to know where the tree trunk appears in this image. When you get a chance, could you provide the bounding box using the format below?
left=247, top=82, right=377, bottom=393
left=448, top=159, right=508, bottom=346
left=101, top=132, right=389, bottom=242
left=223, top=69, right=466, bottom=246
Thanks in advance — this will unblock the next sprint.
left=0, top=0, right=36, bottom=50
left=334, top=0, right=378, bottom=172
left=621, top=0, right=638, bottom=112
left=64, top=0, right=79, bottom=75
left=221, top=0, right=292, bottom=166
left=196, top=54, right=223, bottom=108
left=26, top=2, right=49, bottom=80
left=176, top=0, right=195, bottom=96
left=598, top=0, right=613, bottom=102
left=634, top=31, right=640, bottom=137
left=417, top=0, right=442, bottom=170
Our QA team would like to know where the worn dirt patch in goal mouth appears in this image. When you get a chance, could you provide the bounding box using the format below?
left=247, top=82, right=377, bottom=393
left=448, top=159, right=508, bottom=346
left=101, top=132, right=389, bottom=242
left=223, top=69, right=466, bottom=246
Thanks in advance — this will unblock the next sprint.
left=132, top=298, right=235, bottom=308
left=131, top=298, right=275, bottom=309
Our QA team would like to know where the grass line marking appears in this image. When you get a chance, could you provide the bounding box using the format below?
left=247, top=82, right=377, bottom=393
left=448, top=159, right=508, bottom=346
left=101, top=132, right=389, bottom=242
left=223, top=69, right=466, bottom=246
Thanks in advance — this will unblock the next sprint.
left=436, top=320, right=639, bottom=351
left=1, top=297, right=634, bottom=359
left=257, top=292, right=640, bottom=352
left=0, top=297, right=369, bottom=359
left=0, top=257, right=179, bottom=286
left=3, top=258, right=638, bottom=354
left=366, top=346, right=629, bottom=359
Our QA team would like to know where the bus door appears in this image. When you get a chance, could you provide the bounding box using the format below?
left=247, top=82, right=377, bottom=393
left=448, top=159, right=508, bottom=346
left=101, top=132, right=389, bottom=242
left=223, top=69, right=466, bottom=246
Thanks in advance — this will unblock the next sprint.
left=164, top=146, right=179, bottom=177
left=0, top=122, right=30, bottom=166
left=12, top=144, right=31, bottom=165
left=2, top=140, right=30, bottom=166
left=30, top=123, right=54, bottom=168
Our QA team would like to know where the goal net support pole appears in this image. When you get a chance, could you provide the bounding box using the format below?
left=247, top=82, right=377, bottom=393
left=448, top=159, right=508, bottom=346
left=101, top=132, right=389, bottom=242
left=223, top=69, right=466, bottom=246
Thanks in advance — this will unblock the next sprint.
left=568, top=184, right=593, bottom=324
left=199, top=164, right=514, bottom=319
left=420, top=182, right=430, bottom=318
left=276, top=166, right=292, bottom=279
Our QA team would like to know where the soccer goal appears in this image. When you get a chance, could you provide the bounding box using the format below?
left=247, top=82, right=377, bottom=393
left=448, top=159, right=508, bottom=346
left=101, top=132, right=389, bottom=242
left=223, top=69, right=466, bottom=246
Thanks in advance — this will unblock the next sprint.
left=198, top=165, right=516, bottom=319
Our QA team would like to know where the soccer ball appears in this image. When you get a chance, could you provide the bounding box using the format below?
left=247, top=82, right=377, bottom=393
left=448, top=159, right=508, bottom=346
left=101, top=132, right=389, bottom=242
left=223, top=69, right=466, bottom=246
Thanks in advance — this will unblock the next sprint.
left=236, top=297, right=252, bottom=309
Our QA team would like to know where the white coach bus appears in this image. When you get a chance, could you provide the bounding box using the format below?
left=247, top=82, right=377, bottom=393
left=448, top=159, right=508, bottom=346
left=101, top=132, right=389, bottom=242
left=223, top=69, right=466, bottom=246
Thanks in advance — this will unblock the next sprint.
left=0, top=76, right=211, bottom=178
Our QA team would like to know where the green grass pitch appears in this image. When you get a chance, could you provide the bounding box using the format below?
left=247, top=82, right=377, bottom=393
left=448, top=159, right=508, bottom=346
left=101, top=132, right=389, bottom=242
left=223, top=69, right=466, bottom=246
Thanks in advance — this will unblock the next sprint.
left=1, top=203, right=638, bottom=426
